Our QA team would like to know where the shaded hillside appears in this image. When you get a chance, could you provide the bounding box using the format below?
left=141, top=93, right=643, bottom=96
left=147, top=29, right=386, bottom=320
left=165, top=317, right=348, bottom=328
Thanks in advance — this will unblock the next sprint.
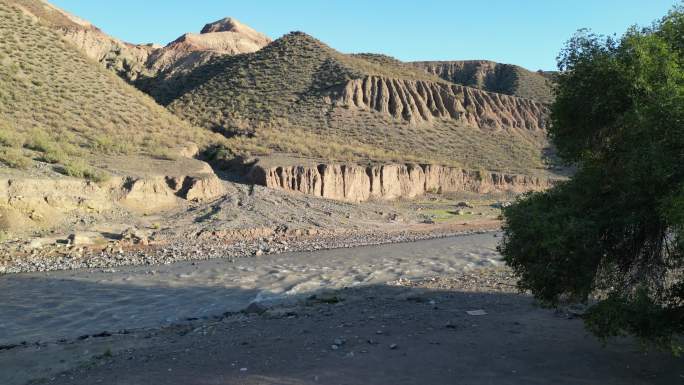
left=162, top=33, right=550, bottom=174
left=0, top=1, right=218, bottom=176
left=411, top=60, right=554, bottom=104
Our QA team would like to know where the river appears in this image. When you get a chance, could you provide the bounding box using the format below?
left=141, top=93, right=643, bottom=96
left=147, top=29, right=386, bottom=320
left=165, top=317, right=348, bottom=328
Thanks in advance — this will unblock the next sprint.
left=0, top=232, right=501, bottom=345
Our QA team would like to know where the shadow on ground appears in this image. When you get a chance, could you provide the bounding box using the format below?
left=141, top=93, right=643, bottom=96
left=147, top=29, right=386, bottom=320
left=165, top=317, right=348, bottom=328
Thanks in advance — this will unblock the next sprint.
left=1, top=274, right=682, bottom=385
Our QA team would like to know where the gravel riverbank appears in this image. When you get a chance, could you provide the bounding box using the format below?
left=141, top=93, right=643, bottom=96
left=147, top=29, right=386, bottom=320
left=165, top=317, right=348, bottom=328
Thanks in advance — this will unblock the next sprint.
left=0, top=222, right=500, bottom=274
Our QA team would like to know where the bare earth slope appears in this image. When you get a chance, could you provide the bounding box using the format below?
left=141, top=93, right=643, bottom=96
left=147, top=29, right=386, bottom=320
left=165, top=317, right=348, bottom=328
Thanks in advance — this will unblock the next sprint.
left=146, top=17, right=271, bottom=76
left=411, top=60, right=555, bottom=104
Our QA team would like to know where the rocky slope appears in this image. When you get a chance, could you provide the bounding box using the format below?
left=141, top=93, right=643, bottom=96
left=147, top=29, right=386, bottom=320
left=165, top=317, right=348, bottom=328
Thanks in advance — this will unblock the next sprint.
left=7, top=0, right=156, bottom=82
left=248, top=160, right=551, bottom=203
left=411, top=60, right=554, bottom=104
left=8, top=1, right=271, bottom=82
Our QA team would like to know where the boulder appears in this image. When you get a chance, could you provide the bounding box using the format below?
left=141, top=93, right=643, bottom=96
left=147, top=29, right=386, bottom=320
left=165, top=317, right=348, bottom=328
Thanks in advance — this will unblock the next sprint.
left=120, top=228, right=148, bottom=245
left=179, top=174, right=225, bottom=202
left=68, top=231, right=103, bottom=246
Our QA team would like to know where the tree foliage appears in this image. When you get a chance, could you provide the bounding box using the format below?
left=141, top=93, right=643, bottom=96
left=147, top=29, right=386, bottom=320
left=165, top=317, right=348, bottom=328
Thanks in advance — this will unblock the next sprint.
left=499, top=7, right=684, bottom=352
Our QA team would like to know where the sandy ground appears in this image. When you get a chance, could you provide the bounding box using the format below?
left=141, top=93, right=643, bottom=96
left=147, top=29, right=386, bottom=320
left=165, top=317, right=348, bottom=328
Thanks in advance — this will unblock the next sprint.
left=5, top=272, right=682, bottom=385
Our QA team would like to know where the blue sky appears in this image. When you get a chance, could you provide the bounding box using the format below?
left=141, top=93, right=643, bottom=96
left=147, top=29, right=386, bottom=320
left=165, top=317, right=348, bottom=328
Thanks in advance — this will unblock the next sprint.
left=51, top=0, right=680, bottom=71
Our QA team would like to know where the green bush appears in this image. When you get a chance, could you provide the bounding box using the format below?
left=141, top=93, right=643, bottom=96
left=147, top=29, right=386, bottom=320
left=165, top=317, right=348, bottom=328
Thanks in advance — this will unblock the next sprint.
left=499, top=7, right=684, bottom=353
left=58, top=159, right=109, bottom=182
left=23, top=129, right=55, bottom=153
left=0, top=147, right=31, bottom=168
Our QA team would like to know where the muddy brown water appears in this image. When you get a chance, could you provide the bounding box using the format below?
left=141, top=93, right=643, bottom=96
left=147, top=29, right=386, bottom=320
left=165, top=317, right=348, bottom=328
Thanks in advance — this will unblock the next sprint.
left=0, top=233, right=503, bottom=346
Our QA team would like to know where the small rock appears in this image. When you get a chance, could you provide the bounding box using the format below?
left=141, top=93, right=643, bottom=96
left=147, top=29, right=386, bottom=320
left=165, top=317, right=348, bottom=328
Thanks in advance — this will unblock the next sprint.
left=120, top=228, right=148, bottom=245
left=243, top=302, right=267, bottom=315
left=68, top=232, right=97, bottom=246
left=389, top=344, right=398, bottom=350
left=27, top=238, right=49, bottom=249
left=466, top=309, right=487, bottom=316
left=309, top=290, right=342, bottom=304
left=492, top=201, right=512, bottom=209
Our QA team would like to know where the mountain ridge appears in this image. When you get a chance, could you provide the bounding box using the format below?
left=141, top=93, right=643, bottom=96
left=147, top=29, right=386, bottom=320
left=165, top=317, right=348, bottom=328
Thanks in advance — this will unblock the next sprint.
left=411, top=60, right=554, bottom=104
left=7, top=0, right=271, bottom=82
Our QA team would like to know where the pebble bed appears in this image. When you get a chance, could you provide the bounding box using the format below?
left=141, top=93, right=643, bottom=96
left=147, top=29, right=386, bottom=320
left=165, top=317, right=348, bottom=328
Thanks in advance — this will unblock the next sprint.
left=0, top=228, right=498, bottom=274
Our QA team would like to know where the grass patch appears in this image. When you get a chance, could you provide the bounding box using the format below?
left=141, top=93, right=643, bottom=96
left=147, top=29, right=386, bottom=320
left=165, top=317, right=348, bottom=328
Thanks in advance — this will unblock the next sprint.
left=422, top=208, right=473, bottom=223
left=57, top=159, right=109, bottom=182
left=0, top=122, right=23, bottom=147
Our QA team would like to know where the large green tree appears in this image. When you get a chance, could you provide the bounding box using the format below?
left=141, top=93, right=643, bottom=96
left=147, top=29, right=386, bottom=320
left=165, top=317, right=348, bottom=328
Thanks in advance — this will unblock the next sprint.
left=499, top=7, right=684, bottom=352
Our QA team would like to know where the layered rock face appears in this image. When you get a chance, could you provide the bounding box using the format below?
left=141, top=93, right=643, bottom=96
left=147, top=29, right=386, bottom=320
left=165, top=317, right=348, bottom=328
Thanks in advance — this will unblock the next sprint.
left=0, top=173, right=226, bottom=232
left=0, top=178, right=113, bottom=232
left=109, top=174, right=226, bottom=212
left=413, top=60, right=504, bottom=90
left=248, top=162, right=550, bottom=203
left=331, top=76, right=548, bottom=131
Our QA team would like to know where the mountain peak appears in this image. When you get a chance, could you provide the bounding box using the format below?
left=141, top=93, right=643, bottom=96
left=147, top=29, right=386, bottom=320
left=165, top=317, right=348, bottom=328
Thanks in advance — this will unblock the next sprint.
left=200, top=17, right=249, bottom=34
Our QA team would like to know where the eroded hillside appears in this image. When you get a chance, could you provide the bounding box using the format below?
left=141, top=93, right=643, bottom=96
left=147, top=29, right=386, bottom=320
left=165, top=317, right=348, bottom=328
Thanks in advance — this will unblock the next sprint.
left=411, top=60, right=554, bottom=104
left=0, top=0, right=221, bottom=172
left=162, top=33, right=551, bottom=174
